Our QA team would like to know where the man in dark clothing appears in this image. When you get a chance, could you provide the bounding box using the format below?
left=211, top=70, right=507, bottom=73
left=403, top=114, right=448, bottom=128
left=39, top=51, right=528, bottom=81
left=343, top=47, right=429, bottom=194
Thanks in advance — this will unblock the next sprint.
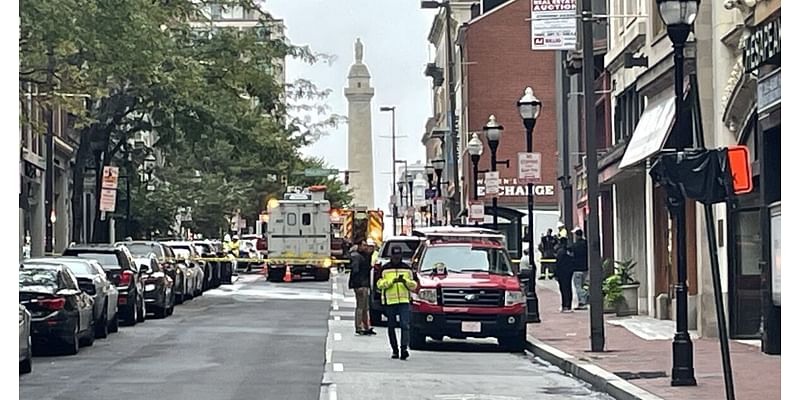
left=538, top=228, right=558, bottom=280
left=570, top=229, right=589, bottom=309
left=349, top=241, right=375, bottom=335
left=555, top=237, right=574, bottom=312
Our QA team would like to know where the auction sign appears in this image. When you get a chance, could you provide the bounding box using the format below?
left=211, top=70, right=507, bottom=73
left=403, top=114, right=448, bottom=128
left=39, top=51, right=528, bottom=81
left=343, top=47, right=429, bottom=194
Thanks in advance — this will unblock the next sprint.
left=531, top=0, right=577, bottom=51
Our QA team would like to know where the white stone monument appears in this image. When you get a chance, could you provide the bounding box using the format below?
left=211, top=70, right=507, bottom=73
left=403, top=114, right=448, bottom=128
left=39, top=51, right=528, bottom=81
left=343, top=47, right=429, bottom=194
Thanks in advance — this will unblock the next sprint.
left=344, top=38, right=375, bottom=208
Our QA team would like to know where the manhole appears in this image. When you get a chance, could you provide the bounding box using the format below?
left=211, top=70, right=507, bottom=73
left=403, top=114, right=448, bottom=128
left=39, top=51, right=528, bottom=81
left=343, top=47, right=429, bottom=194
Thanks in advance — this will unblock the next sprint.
left=614, top=371, right=668, bottom=380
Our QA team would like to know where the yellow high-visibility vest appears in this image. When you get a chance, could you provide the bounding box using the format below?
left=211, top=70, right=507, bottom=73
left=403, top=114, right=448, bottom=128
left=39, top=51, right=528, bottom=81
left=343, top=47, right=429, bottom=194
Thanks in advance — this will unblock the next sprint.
left=376, top=266, right=417, bottom=305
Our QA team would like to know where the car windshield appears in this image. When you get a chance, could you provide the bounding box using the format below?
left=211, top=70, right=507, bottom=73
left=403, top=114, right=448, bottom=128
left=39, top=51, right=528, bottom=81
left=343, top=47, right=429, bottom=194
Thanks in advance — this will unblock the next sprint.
left=125, top=243, right=165, bottom=258
left=173, top=248, right=191, bottom=259
left=419, top=245, right=514, bottom=276
left=380, top=240, right=420, bottom=258
left=58, top=260, right=95, bottom=275
left=63, top=251, right=120, bottom=268
left=194, top=244, right=212, bottom=254
left=19, top=269, right=59, bottom=293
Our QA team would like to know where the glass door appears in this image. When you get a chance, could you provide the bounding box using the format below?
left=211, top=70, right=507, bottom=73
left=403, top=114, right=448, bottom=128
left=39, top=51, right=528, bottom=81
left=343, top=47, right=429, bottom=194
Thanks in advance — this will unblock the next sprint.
left=731, top=208, right=763, bottom=338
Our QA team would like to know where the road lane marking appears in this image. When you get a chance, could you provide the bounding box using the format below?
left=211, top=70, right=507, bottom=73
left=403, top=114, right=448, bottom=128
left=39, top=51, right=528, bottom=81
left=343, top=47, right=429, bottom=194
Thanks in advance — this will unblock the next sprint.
left=333, top=363, right=344, bottom=372
left=334, top=333, right=341, bottom=341
left=328, top=384, right=337, bottom=400
left=334, top=315, right=340, bottom=321
left=332, top=303, right=339, bottom=311
left=326, top=349, right=332, bottom=363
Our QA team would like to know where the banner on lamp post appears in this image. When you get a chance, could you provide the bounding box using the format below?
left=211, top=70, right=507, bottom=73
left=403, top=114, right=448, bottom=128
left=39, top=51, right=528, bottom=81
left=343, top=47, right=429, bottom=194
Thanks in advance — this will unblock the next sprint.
left=531, top=0, right=577, bottom=51
left=468, top=201, right=484, bottom=222
left=99, top=189, right=117, bottom=212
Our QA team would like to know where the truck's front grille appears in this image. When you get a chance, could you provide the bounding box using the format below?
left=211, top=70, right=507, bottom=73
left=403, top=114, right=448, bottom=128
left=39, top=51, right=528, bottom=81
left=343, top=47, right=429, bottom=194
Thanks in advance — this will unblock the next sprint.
left=441, top=288, right=504, bottom=307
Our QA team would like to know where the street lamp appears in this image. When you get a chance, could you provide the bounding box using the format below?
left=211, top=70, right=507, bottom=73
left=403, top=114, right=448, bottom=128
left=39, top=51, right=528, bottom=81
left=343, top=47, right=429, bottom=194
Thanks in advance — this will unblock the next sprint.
left=426, top=161, right=435, bottom=226
left=517, top=87, right=542, bottom=324
left=421, top=0, right=460, bottom=224
left=656, top=0, right=699, bottom=388
left=483, top=115, right=504, bottom=230
left=380, top=106, right=398, bottom=236
left=405, top=172, right=415, bottom=230
left=432, top=158, right=445, bottom=225
left=467, top=133, right=484, bottom=227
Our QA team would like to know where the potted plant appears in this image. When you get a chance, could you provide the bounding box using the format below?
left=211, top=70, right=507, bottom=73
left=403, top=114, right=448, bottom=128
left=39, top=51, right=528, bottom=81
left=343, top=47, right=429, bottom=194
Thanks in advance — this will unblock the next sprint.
left=601, top=259, right=620, bottom=313
left=613, top=259, right=639, bottom=316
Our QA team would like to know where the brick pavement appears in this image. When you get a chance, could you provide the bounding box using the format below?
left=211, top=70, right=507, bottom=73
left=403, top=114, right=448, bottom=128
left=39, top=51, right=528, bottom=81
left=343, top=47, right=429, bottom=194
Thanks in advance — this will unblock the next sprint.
left=527, top=281, right=781, bottom=400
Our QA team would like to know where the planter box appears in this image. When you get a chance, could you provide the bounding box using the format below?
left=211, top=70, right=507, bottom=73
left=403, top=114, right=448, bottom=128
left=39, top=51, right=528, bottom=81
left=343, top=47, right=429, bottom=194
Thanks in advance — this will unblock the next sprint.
left=603, top=299, right=617, bottom=314
left=616, top=283, right=640, bottom=317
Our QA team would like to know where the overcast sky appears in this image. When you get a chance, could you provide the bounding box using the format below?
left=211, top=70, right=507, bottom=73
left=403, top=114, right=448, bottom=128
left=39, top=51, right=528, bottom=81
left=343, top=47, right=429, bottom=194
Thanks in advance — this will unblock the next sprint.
left=267, top=1, right=435, bottom=211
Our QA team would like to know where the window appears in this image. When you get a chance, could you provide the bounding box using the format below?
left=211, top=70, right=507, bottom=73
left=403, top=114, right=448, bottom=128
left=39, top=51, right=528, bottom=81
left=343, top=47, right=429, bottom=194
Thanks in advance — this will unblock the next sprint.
left=287, top=213, right=297, bottom=226
left=651, top=0, right=665, bottom=38
left=614, top=85, right=643, bottom=144
left=302, top=213, right=311, bottom=226
left=61, top=269, right=79, bottom=290
left=209, top=4, right=222, bottom=19
left=19, top=268, right=59, bottom=292
left=380, top=240, right=421, bottom=258
left=61, top=260, right=95, bottom=275
left=62, top=251, right=121, bottom=268
left=420, top=245, right=513, bottom=275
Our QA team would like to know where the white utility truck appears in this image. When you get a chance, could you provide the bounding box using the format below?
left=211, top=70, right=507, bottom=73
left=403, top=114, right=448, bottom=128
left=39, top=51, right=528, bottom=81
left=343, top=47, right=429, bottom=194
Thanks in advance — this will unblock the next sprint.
left=265, top=186, right=332, bottom=282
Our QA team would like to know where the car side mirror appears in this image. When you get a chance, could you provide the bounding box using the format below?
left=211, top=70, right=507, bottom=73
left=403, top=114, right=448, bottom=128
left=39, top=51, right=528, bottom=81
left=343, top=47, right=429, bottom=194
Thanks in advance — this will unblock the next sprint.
left=139, top=264, right=150, bottom=274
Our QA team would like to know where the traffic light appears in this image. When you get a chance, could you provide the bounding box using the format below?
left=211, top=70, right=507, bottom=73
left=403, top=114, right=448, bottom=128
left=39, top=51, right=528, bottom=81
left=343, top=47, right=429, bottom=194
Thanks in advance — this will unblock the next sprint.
left=344, top=171, right=350, bottom=185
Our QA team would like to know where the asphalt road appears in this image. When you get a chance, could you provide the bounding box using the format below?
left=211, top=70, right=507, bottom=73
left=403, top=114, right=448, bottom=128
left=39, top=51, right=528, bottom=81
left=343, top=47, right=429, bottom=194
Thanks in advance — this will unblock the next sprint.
left=324, top=269, right=613, bottom=400
left=19, top=273, right=331, bottom=400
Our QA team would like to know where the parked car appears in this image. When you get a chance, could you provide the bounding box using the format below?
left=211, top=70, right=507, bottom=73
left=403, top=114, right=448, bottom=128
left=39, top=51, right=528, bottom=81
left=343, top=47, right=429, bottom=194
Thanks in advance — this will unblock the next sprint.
left=192, top=240, right=223, bottom=288
left=369, top=236, right=422, bottom=325
left=117, top=241, right=189, bottom=304
left=238, top=235, right=264, bottom=273
left=134, top=255, right=175, bottom=318
left=27, top=257, right=119, bottom=339
left=407, top=227, right=528, bottom=351
left=162, top=241, right=204, bottom=298
left=19, top=304, right=32, bottom=374
left=63, top=244, right=146, bottom=326
left=19, top=263, right=95, bottom=355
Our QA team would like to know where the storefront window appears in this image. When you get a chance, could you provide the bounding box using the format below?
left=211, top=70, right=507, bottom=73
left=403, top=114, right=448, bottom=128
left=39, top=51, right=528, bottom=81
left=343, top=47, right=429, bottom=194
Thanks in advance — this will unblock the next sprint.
left=737, top=210, right=761, bottom=276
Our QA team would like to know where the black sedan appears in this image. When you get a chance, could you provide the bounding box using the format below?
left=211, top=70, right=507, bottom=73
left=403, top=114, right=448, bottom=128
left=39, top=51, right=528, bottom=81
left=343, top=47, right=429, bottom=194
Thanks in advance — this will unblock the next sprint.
left=117, top=241, right=190, bottom=304
left=135, top=256, right=175, bottom=318
left=19, top=264, right=95, bottom=355
left=26, top=257, right=119, bottom=339
left=19, top=304, right=32, bottom=374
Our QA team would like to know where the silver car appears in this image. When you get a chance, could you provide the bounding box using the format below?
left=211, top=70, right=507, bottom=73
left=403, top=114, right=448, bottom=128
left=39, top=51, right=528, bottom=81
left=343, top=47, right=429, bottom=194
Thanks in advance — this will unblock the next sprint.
left=19, top=304, right=31, bottom=374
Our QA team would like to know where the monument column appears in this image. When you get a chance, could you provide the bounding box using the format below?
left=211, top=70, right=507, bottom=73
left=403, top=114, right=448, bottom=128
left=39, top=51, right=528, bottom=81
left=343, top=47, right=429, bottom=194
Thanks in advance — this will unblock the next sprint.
left=344, top=38, right=375, bottom=208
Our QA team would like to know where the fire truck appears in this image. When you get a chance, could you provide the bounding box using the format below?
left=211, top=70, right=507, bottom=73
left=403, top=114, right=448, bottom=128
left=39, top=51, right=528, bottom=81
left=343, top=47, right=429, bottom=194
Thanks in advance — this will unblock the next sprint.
left=333, top=208, right=384, bottom=268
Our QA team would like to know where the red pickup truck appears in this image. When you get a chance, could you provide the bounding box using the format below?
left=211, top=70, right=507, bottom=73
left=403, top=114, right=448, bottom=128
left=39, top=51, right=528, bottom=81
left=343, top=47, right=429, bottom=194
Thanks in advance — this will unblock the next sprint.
left=408, top=227, right=528, bottom=352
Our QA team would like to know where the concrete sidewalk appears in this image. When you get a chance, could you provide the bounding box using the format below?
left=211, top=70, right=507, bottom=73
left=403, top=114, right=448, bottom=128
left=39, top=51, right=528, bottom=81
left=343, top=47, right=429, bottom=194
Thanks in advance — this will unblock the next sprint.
left=526, top=280, right=780, bottom=400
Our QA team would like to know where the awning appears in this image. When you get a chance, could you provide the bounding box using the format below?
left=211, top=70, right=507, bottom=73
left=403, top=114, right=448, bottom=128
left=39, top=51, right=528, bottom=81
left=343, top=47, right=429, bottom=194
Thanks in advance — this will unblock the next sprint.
left=619, top=96, right=676, bottom=169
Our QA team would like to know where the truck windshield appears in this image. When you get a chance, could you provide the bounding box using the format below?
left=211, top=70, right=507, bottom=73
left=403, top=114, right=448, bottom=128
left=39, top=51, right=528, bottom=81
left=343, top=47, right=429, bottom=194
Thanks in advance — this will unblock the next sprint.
left=420, top=245, right=513, bottom=276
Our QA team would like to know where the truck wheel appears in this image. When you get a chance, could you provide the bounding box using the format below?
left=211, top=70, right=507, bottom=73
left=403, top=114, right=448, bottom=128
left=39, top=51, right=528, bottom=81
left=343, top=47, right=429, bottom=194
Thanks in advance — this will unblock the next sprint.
left=499, top=330, right=527, bottom=353
left=409, top=330, right=427, bottom=350
left=315, top=269, right=331, bottom=282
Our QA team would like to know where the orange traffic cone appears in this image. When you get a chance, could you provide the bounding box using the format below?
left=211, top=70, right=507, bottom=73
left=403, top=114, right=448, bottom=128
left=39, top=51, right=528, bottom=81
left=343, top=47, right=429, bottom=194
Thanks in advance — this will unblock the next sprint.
left=260, top=264, right=267, bottom=276
left=282, top=266, right=293, bottom=283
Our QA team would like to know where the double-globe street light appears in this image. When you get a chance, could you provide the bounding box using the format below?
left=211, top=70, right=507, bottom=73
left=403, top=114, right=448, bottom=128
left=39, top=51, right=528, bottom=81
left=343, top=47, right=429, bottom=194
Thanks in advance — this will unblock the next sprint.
left=655, top=0, right=699, bottom=387
left=467, top=133, right=484, bottom=226
left=517, top=86, right=542, bottom=324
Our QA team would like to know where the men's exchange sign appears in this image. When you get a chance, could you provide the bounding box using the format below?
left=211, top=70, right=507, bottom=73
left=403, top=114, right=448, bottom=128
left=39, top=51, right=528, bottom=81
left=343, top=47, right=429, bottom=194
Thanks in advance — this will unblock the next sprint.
left=531, top=0, right=577, bottom=51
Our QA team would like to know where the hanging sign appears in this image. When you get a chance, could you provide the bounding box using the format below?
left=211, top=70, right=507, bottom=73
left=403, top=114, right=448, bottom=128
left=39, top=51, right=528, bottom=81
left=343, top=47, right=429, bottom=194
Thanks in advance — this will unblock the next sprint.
left=102, top=166, right=119, bottom=189
left=531, top=0, right=577, bottom=51
left=485, top=171, right=500, bottom=195
left=468, top=202, right=484, bottom=222
left=99, top=189, right=117, bottom=212
left=518, top=152, right=542, bottom=184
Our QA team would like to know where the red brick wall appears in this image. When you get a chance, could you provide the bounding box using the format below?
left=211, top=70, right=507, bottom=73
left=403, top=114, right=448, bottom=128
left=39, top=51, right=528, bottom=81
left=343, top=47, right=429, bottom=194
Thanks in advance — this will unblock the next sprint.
left=461, top=0, right=559, bottom=209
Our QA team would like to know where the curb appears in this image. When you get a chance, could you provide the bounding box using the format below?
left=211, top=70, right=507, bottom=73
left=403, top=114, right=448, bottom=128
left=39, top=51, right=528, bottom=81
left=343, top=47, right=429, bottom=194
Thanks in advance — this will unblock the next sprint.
left=525, top=334, right=665, bottom=400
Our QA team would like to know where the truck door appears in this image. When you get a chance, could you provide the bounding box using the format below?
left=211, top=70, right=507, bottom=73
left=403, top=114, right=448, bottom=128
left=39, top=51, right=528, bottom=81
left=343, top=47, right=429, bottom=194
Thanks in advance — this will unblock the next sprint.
left=282, top=204, right=302, bottom=256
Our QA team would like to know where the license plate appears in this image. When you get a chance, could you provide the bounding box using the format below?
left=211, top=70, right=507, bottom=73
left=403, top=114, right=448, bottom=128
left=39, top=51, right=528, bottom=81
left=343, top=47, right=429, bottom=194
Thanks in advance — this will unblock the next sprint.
left=461, top=321, right=481, bottom=333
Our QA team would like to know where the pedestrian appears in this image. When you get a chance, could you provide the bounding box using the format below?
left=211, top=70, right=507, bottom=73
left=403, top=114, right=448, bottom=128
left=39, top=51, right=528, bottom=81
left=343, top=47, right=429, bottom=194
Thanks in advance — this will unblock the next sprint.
left=555, top=236, right=575, bottom=312
left=349, top=240, right=376, bottom=336
left=538, top=228, right=557, bottom=280
left=570, top=228, right=589, bottom=310
left=377, top=246, right=417, bottom=360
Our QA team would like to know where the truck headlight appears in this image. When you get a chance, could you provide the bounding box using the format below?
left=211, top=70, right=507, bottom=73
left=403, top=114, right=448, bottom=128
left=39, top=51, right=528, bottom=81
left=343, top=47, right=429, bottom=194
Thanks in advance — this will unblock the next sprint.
left=411, top=288, right=437, bottom=305
left=323, top=258, right=332, bottom=268
left=505, top=290, right=526, bottom=306
left=145, top=284, right=156, bottom=292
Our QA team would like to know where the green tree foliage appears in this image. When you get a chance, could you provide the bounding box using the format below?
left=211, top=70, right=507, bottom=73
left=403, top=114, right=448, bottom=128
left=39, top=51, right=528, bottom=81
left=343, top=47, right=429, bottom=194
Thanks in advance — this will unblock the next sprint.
left=20, top=0, right=350, bottom=240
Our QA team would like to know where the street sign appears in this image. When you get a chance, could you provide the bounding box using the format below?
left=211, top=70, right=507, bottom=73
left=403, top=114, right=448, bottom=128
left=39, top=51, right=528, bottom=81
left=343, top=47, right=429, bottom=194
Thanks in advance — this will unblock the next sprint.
left=531, top=0, right=577, bottom=50
left=102, top=166, right=119, bottom=189
left=518, top=152, right=542, bottom=184
left=468, top=202, right=484, bottom=222
left=99, top=189, right=117, bottom=212
left=485, top=171, right=500, bottom=195
left=727, top=146, right=753, bottom=194
left=304, top=168, right=338, bottom=177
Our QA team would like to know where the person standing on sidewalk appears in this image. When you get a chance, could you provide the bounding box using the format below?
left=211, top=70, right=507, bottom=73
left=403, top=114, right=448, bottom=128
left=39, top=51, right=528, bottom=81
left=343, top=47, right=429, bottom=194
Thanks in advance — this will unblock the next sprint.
left=570, top=229, right=589, bottom=310
left=349, top=241, right=376, bottom=336
left=555, top=237, right=575, bottom=312
left=538, top=229, right=558, bottom=280
left=377, top=247, right=417, bottom=360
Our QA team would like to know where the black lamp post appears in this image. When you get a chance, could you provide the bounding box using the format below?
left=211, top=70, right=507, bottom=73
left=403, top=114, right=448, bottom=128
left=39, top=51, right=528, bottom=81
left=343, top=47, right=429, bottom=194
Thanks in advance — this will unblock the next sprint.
left=517, top=87, right=542, bottom=324
left=432, top=158, right=445, bottom=226
left=656, top=0, right=699, bottom=387
left=483, top=115, right=504, bottom=230
left=426, top=162, right=435, bottom=226
left=467, top=133, right=484, bottom=226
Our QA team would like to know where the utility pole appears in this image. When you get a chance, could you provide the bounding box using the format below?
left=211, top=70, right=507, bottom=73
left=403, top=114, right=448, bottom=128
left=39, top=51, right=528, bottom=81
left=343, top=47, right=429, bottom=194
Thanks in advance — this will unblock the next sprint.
left=579, top=0, right=605, bottom=352
left=380, top=106, right=399, bottom=235
left=559, top=50, right=575, bottom=237
left=44, top=45, right=55, bottom=254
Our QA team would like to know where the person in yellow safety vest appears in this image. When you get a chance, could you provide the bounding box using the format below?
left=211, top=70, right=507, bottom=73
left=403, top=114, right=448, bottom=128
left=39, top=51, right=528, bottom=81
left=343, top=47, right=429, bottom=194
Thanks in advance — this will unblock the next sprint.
left=223, top=234, right=232, bottom=253
left=367, top=238, right=378, bottom=266
left=558, top=222, right=568, bottom=239
left=376, top=246, right=418, bottom=360
left=230, top=235, right=241, bottom=258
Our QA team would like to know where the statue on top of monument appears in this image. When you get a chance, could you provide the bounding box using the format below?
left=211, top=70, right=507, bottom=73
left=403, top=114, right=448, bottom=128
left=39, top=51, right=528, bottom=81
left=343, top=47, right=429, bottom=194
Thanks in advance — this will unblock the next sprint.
left=355, top=38, right=363, bottom=63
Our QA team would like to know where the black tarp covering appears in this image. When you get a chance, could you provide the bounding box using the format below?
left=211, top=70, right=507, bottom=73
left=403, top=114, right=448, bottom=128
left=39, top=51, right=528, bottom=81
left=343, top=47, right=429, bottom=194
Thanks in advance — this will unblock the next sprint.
left=649, top=149, right=734, bottom=205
